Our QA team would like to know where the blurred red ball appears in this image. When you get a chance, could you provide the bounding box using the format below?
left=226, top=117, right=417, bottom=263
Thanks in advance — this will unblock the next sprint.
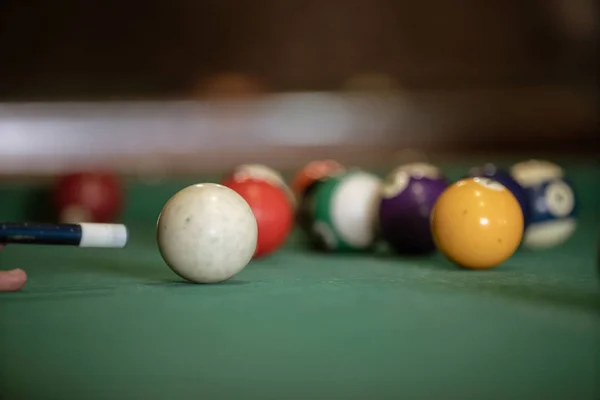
left=53, top=171, right=123, bottom=223
left=223, top=178, right=293, bottom=258
left=224, top=163, right=296, bottom=209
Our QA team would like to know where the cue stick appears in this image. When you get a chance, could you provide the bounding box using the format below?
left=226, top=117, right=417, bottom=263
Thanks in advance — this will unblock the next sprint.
left=0, top=222, right=128, bottom=248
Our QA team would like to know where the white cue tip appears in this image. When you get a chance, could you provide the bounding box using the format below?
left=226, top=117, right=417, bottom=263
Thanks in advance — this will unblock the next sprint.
left=79, top=223, right=129, bottom=248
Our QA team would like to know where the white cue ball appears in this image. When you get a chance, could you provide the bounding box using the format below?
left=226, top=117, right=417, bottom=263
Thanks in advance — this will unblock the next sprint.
left=157, top=183, right=258, bottom=283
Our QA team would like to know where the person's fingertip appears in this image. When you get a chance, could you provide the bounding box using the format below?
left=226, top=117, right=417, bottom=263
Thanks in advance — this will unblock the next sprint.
left=0, top=269, right=27, bottom=292
left=8, top=268, right=27, bottom=277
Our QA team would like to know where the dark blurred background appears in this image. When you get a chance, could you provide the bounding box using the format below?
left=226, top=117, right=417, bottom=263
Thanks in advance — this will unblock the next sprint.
left=0, top=0, right=598, bottom=173
left=1, top=0, right=597, bottom=98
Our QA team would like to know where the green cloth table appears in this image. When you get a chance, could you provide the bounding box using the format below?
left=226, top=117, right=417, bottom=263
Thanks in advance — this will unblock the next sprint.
left=1, top=161, right=599, bottom=399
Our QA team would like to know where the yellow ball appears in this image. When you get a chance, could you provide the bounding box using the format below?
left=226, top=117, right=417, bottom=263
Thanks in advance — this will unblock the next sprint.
left=431, top=177, right=524, bottom=270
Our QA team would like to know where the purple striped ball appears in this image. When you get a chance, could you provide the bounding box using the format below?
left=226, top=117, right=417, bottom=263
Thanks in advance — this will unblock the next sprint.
left=378, top=164, right=448, bottom=254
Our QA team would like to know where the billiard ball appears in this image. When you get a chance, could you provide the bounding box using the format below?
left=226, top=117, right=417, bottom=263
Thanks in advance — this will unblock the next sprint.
left=291, top=160, right=345, bottom=200
left=53, top=171, right=123, bottom=223
left=156, top=183, right=257, bottom=283
left=223, top=179, right=294, bottom=258
left=379, top=163, right=448, bottom=254
left=296, top=178, right=329, bottom=235
left=225, top=163, right=296, bottom=208
left=468, top=163, right=531, bottom=228
left=293, top=161, right=345, bottom=234
left=431, top=177, right=524, bottom=269
left=510, top=159, right=577, bottom=249
left=309, top=170, right=382, bottom=252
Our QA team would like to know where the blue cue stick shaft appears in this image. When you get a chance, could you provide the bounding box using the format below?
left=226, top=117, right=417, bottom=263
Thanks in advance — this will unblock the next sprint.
left=0, top=223, right=83, bottom=246
left=0, top=222, right=128, bottom=248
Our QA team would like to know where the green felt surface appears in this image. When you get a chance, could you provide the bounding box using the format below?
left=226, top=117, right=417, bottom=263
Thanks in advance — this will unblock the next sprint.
left=1, top=161, right=599, bottom=399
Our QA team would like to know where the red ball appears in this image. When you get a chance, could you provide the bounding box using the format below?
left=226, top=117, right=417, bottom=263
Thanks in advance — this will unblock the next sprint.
left=53, top=171, right=123, bottom=223
left=223, top=178, right=293, bottom=258
left=224, top=163, right=296, bottom=209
